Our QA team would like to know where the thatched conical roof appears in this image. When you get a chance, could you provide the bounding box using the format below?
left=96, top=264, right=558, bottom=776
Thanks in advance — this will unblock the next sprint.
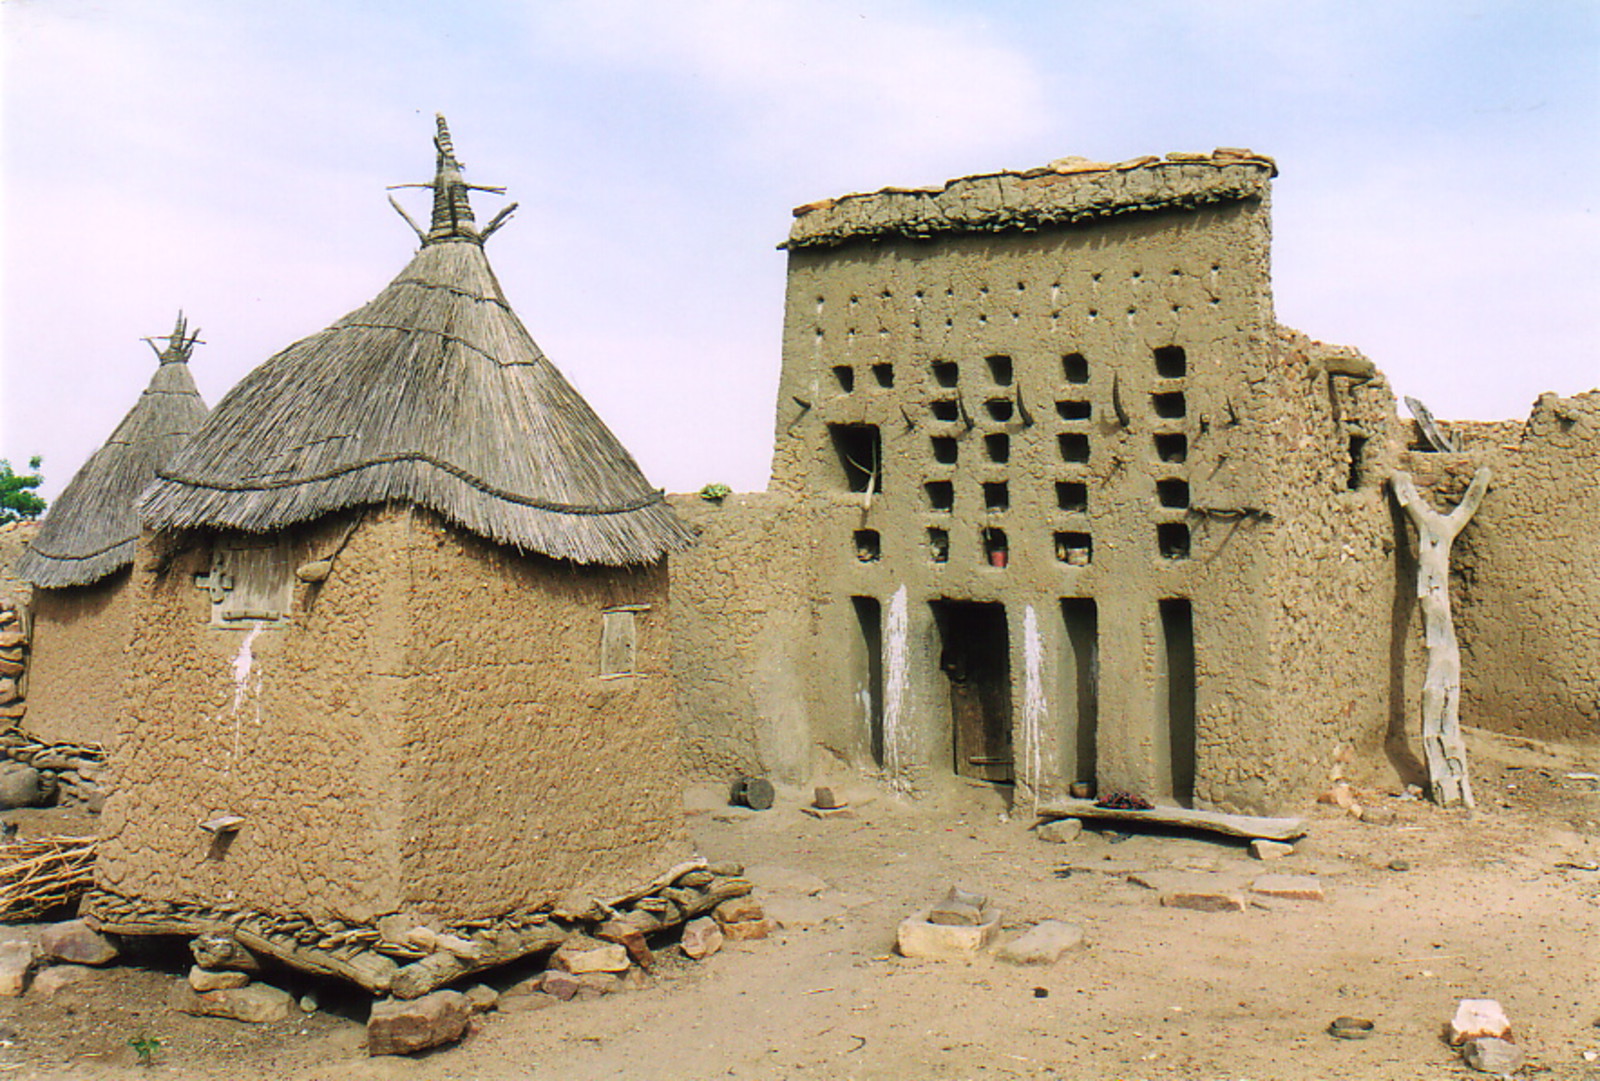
left=140, top=116, right=695, bottom=566
left=17, top=315, right=209, bottom=588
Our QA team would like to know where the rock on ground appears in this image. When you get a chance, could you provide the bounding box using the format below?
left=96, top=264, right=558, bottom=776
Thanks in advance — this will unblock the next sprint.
left=1462, top=1036, right=1525, bottom=1074
left=1129, top=872, right=1247, bottom=912
left=1450, top=999, right=1513, bottom=1044
left=0, top=940, right=37, bottom=996
left=40, top=920, right=119, bottom=966
left=896, top=910, right=1000, bottom=960
left=1036, top=818, right=1083, bottom=843
left=995, top=921, right=1085, bottom=966
left=30, top=964, right=99, bottom=999
left=1249, top=874, right=1325, bottom=901
left=681, top=917, right=724, bottom=960
left=189, top=966, right=251, bottom=993
left=1250, top=839, right=1294, bottom=860
left=368, top=990, right=470, bottom=1056
left=170, top=981, right=295, bottom=1024
left=550, top=935, right=630, bottom=974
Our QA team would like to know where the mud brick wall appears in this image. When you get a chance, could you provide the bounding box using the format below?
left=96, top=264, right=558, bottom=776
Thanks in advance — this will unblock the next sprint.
left=99, top=506, right=689, bottom=925
left=98, top=509, right=412, bottom=923
left=1450, top=393, right=1599, bottom=739
left=20, top=572, right=133, bottom=747
left=397, top=511, right=687, bottom=920
left=667, top=493, right=814, bottom=784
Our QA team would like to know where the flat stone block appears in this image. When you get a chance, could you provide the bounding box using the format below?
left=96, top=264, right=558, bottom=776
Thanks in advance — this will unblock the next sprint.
left=1250, top=839, right=1295, bottom=860
left=1450, top=998, right=1512, bottom=1045
left=896, top=910, right=1001, bottom=960
left=1128, top=871, right=1246, bottom=912
left=1037, top=818, right=1083, bottom=843
left=40, top=919, right=119, bottom=966
left=1250, top=874, right=1325, bottom=901
left=551, top=935, right=630, bottom=975
left=680, top=917, right=724, bottom=960
left=368, top=990, right=470, bottom=1056
left=171, top=981, right=295, bottom=1024
left=188, top=966, right=250, bottom=993
left=31, top=964, right=99, bottom=999
left=994, top=921, right=1085, bottom=966
left=721, top=917, right=774, bottom=941
left=0, top=940, right=36, bottom=996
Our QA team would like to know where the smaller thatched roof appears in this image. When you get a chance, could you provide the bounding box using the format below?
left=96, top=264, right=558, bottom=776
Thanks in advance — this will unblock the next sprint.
left=140, top=116, right=695, bottom=566
left=16, top=315, right=209, bottom=588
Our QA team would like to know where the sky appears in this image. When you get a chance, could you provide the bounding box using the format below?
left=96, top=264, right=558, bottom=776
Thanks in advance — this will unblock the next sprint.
left=2, top=0, right=1596, bottom=500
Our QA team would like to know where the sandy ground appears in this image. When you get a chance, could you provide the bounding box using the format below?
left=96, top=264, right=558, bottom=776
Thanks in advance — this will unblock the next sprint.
left=0, top=727, right=1595, bottom=1081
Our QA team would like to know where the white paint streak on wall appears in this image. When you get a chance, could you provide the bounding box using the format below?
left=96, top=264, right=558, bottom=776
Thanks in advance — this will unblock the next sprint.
left=883, top=585, right=911, bottom=790
left=225, top=622, right=264, bottom=768
left=1023, top=604, right=1046, bottom=791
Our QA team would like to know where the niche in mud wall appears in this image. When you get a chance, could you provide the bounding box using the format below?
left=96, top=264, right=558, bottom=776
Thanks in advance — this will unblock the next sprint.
left=1154, top=598, right=1196, bottom=806
left=849, top=597, right=885, bottom=768
left=1060, top=599, right=1099, bottom=792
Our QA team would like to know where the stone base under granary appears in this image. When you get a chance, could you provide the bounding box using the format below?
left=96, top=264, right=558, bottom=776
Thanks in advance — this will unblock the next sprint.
left=82, top=857, right=752, bottom=999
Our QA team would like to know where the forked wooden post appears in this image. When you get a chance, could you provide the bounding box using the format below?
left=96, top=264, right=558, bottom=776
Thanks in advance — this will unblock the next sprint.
left=1390, top=467, right=1491, bottom=808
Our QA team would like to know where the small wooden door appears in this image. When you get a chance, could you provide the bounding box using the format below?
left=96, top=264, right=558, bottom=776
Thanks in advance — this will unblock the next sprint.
left=934, top=601, right=1013, bottom=783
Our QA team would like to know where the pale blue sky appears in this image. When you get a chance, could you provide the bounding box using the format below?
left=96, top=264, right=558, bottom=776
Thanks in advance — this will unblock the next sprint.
left=3, top=0, right=1596, bottom=498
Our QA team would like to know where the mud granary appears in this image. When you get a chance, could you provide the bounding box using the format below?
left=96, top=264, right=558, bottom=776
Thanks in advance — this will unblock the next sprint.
left=671, top=149, right=1599, bottom=815
left=13, top=316, right=209, bottom=747
left=83, top=117, right=697, bottom=960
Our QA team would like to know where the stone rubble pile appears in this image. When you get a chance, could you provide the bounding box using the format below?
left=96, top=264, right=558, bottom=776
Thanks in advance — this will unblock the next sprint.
left=82, top=859, right=771, bottom=1055
left=0, top=604, right=106, bottom=813
left=0, top=605, right=24, bottom=723
left=0, top=732, right=107, bottom=812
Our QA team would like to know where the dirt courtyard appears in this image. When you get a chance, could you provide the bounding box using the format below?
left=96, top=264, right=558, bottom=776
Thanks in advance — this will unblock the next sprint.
left=0, top=727, right=1595, bottom=1081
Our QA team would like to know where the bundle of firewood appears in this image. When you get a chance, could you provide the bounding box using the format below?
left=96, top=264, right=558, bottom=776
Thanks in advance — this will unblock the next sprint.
left=0, top=836, right=95, bottom=921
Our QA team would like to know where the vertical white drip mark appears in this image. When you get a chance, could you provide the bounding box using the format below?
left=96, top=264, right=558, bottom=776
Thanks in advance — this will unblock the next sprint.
left=227, top=622, right=264, bottom=769
left=1023, top=605, right=1046, bottom=792
left=883, top=586, right=910, bottom=791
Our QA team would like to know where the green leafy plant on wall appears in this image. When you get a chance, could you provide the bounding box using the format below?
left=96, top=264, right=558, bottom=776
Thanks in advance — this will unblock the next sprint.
left=0, top=457, right=45, bottom=524
left=698, top=483, right=732, bottom=503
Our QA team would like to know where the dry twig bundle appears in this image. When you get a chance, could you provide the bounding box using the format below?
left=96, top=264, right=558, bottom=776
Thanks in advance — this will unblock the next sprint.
left=0, top=836, right=96, bottom=921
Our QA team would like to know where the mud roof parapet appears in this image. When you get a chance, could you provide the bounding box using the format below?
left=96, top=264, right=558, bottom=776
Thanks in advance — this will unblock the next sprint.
left=783, top=148, right=1277, bottom=250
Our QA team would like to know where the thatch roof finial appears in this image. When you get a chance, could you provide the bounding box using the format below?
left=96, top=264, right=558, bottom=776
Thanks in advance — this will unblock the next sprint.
left=386, top=114, right=515, bottom=245
left=144, top=310, right=203, bottom=366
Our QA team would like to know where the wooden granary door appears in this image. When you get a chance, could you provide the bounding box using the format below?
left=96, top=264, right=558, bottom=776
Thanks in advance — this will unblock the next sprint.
left=933, top=601, right=1013, bottom=784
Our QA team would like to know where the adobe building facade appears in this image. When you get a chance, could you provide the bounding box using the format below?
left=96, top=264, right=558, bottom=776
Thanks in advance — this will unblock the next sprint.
left=14, top=320, right=209, bottom=747
left=671, top=150, right=1598, bottom=815
left=87, top=118, right=696, bottom=952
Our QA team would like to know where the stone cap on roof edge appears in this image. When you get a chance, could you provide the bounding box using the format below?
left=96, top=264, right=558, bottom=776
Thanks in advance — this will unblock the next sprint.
left=784, top=148, right=1277, bottom=250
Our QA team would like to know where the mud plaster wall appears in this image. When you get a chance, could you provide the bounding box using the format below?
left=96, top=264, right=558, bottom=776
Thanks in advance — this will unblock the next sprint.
left=1407, top=394, right=1600, bottom=741
left=766, top=193, right=1360, bottom=813
left=667, top=493, right=814, bottom=783
left=97, top=509, right=409, bottom=923
left=22, top=573, right=133, bottom=747
left=398, top=511, right=688, bottom=919
left=1254, top=331, right=1405, bottom=807
left=100, top=505, right=690, bottom=923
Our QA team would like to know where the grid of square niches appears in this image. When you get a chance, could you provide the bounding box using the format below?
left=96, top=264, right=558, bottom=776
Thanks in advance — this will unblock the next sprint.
left=912, top=352, right=1093, bottom=568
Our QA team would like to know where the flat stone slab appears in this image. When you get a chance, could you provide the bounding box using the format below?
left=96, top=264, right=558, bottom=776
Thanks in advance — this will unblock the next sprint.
left=897, top=909, right=1001, bottom=959
left=170, top=981, right=295, bottom=1024
left=1037, top=799, right=1306, bottom=841
left=1127, top=871, right=1247, bottom=912
left=1250, top=874, right=1325, bottom=901
left=995, top=921, right=1085, bottom=965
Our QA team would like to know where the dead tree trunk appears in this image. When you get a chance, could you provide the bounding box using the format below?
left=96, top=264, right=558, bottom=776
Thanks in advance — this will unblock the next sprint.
left=1389, top=468, right=1491, bottom=808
